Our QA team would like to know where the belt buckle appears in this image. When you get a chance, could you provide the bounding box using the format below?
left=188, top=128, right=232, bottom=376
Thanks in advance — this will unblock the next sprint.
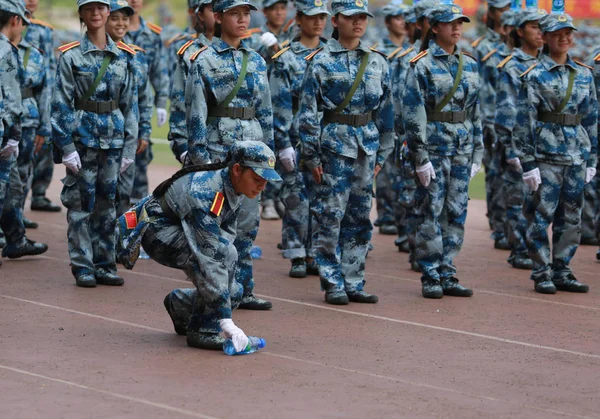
left=242, top=107, right=253, bottom=119
left=451, top=112, right=461, bottom=123
left=231, top=108, right=242, bottom=119
left=98, top=101, right=111, bottom=113
left=563, top=114, right=576, bottom=125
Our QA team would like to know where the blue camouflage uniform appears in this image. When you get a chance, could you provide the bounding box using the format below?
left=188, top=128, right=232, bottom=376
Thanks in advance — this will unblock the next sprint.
left=136, top=141, right=280, bottom=346
left=269, top=0, right=328, bottom=263
left=298, top=0, right=394, bottom=301
left=124, top=16, right=169, bottom=201
left=24, top=16, right=58, bottom=210
left=519, top=15, right=598, bottom=289
left=185, top=0, right=274, bottom=304
left=401, top=5, right=483, bottom=294
left=51, top=31, right=139, bottom=283
left=586, top=47, right=600, bottom=252
left=247, top=0, right=298, bottom=63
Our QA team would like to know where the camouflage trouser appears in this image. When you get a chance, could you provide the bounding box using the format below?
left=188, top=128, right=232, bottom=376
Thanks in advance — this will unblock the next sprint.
left=484, top=147, right=507, bottom=239
left=234, top=194, right=260, bottom=295
left=581, top=177, right=598, bottom=242
left=524, top=163, right=585, bottom=281
left=31, top=141, right=54, bottom=201
left=17, top=128, right=36, bottom=211
left=393, top=158, right=417, bottom=251
left=61, top=145, right=121, bottom=278
left=375, top=158, right=397, bottom=226
left=503, top=163, right=528, bottom=259
left=413, top=154, right=471, bottom=282
left=280, top=163, right=310, bottom=259
left=116, top=158, right=135, bottom=217
left=310, top=148, right=375, bottom=293
left=131, top=142, right=153, bottom=201
left=0, top=148, right=26, bottom=246
left=141, top=197, right=242, bottom=333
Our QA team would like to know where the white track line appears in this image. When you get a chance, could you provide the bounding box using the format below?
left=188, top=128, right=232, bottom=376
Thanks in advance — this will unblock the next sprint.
left=0, top=365, right=217, bottom=419
left=0, top=294, right=591, bottom=419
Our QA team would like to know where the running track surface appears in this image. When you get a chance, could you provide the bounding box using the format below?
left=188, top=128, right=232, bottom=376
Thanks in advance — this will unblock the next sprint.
left=1, top=164, right=599, bottom=419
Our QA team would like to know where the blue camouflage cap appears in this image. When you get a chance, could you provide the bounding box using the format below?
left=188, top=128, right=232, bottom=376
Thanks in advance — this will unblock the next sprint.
left=110, top=0, right=134, bottom=15
left=263, top=0, right=287, bottom=8
left=195, top=0, right=212, bottom=11
left=487, top=0, right=511, bottom=7
left=500, top=8, right=518, bottom=26
left=539, top=12, right=576, bottom=33
left=0, top=0, right=31, bottom=24
left=231, top=141, right=282, bottom=182
left=187, top=0, right=199, bottom=8
left=414, top=0, right=438, bottom=20
left=404, top=5, right=416, bottom=23
left=331, top=0, right=374, bottom=18
left=428, top=4, right=470, bottom=25
left=296, top=0, right=330, bottom=16
left=213, top=0, right=258, bottom=12
left=381, top=3, right=407, bottom=17
left=77, top=0, right=111, bottom=8
left=516, top=7, right=547, bottom=27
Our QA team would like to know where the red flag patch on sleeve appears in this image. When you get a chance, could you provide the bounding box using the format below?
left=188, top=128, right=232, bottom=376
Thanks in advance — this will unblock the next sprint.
left=124, top=211, right=138, bottom=229
left=210, top=192, right=225, bottom=217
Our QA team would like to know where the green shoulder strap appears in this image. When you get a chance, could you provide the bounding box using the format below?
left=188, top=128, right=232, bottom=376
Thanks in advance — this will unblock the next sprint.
left=434, top=53, right=464, bottom=113
left=334, top=52, right=370, bottom=113
left=81, top=54, right=113, bottom=103
left=555, top=67, right=576, bottom=114
left=23, top=46, right=31, bottom=70
left=219, top=50, right=249, bottom=108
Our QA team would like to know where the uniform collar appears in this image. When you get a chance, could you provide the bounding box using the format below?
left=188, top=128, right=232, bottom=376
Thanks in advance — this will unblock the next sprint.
left=80, top=33, right=120, bottom=56
left=212, top=37, right=253, bottom=53
left=18, top=39, right=32, bottom=49
left=327, top=38, right=371, bottom=54
left=222, top=169, right=241, bottom=211
left=429, top=40, right=459, bottom=58
left=513, top=47, right=539, bottom=61
left=290, top=38, right=325, bottom=54
left=485, top=27, right=502, bottom=43
left=540, top=53, right=578, bottom=72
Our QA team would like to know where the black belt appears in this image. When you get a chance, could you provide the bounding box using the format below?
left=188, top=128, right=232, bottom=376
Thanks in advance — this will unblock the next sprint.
left=427, top=110, right=467, bottom=123
left=157, top=196, right=178, bottom=222
left=75, top=99, right=119, bottom=114
left=323, top=111, right=373, bottom=127
left=208, top=106, right=255, bottom=120
left=21, top=88, right=34, bottom=99
left=539, top=112, right=582, bottom=126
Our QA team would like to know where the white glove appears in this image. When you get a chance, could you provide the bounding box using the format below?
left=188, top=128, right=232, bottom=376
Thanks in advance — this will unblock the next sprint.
left=416, top=162, right=436, bottom=188
left=120, top=157, right=134, bottom=174
left=586, top=167, right=597, bottom=184
left=179, top=150, right=188, bottom=163
left=470, top=163, right=481, bottom=179
left=156, top=108, right=168, bottom=127
left=506, top=157, right=522, bottom=171
left=219, top=319, right=249, bottom=353
left=523, top=167, right=541, bottom=192
left=260, top=32, right=278, bottom=48
left=278, top=146, right=296, bottom=172
left=62, top=151, right=82, bottom=175
left=0, top=139, right=19, bottom=158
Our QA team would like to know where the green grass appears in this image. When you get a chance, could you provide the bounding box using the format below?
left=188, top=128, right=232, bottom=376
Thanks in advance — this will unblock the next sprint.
left=468, top=171, right=486, bottom=201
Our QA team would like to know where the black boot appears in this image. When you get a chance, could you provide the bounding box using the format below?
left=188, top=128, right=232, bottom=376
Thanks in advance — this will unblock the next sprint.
left=76, top=273, right=97, bottom=288
left=494, top=237, right=510, bottom=250
left=2, top=238, right=48, bottom=259
left=238, top=293, right=272, bottom=310
left=553, top=274, right=589, bottom=293
left=31, top=196, right=61, bottom=212
left=23, top=217, right=39, bottom=229
left=325, top=290, right=349, bottom=305
left=422, top=279, right=443, bottom=299
left=186, top=332, right=225, bottom=350
left=510, top=254, right=533, bottom=270
left=163, top=293, right=188, bottom=336
left=347, top=290, right=378, bottom=303
left=95, top=269, right=124, bottom=286
left=441, top=277, right=473, bottom=297
left=289, top=258, right=307, bottom=278
left=306, top=259, right=319, bottom=276
left=534, top=276, right=556, bottom=294
left=379, top=224, right=398, bottom=235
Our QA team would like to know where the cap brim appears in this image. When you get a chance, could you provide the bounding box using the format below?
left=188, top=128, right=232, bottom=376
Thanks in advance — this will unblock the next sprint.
left=339, top=10, right=374, bottom=18
left=302, top=9, right=331, bottom=16
left=22, top=15, right=31, bottom=25
left=544, top=23, right=577, bottom=33
left=252, top=167, right=282, bottom=182
left=223, top=1, right=259, bottom=12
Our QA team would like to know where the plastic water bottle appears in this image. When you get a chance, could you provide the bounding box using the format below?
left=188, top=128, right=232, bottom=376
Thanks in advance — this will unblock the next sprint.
left=223, top=336, right=266, bottom=356
left=138, top=245, right=150, bottom=260
left=249, top=245, right=262, bottom=260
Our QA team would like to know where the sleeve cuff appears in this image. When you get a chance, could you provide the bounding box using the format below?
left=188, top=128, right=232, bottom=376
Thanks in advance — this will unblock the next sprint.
left=61, top=142, right=77, bottom=156
left=521, top=159, right=537, bottom=173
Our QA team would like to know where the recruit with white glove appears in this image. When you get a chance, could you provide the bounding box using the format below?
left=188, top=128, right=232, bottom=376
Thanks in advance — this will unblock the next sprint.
left=62, top=151, right=82, bottom=175
left=585, top=167, right=596, bottom=184
left=416, top=162, right=436, bottom=187
left=219, top=318, right=249, bottom=352
left=120, top=157, right=134, bottom=174
left=260, top=32, right=278, bottom=48
left=522, top=167, right=541, bottom=192
left=0, top=139, right=19, bottom=158
left=278, top=146, right=296, bottom=172
left=470, top=163, right=481, bottom=179
left=156, top=108, right=168, bottom=127
left=506, top=157, right=522, bottom=171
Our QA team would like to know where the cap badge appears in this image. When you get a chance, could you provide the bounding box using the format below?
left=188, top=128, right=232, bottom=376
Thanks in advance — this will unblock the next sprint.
left=117, top=0, right=128, bottom=6
left=538, top=8, right=545, bottom=14
left=268, top=156, right=276, bottom=167
left=355, top=0, right=364, bottom=8
left=557, top=14, right=567, bottom=22
left=451, top=6, right=460, bottom=13
left=314, top=0, right=323, bottom=6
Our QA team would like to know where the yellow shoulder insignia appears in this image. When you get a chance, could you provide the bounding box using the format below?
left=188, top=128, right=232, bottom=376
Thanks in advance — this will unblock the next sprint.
left=398, top=46, right=415, bottom=59
left=190, top=45, right=209, bottom=62
left=574, top=60, right=593, bottom=70
left=497, top=55, right=513, bottom=69
left=594, top=53, right=600, bottom=62
left=30, top=18, right=54, bottom=30
left=210, top=192, right=225, bottom=217
left=178, top=39, right=195, bottom=56
left=481, top=48, right=497, bottom=62
left=191, top=33, right=199, bottom=39
left=147, top=22, right=162, bottom=35
left=370, top=42, right=379, bottom=49
left=279, top=39, right=291, bottom=49
left=58, top=41, right=80, bottom=53
left=471, top=35, right=485, bottom=48
left=271, top=45, right=291, bottom=60
left=305, top=47, right=323, bottom=61
left=166, top=33, right=187, bottom=47
left=369, top=46, right=386, bottom=58
left=130, top=44, right=146, bottom=53
left=409, top=50, right=428, bottom=64
left=519, top=62, right=538, bottom=78
left=386, top=46, right=404, bottom=60
left=117, top=41, right=136, bottom=55
left=462, top=51, right=476, bottom=61
left=283, top=19, right=295, bottom=33
left=240, top=28, right=261, bottom=40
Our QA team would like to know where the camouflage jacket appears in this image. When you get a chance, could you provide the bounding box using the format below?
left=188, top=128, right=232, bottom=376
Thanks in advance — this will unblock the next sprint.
left=130, top=44, right=153, bottom=142
left=298, top=39, right=394, bottom=170
left=0, top=33, right=22, bottom=144
left=480, top=42, right=511, bottom=132
left=18, top=39, right=51, bottom=137
left=23, top=18, right=56, bottom=85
